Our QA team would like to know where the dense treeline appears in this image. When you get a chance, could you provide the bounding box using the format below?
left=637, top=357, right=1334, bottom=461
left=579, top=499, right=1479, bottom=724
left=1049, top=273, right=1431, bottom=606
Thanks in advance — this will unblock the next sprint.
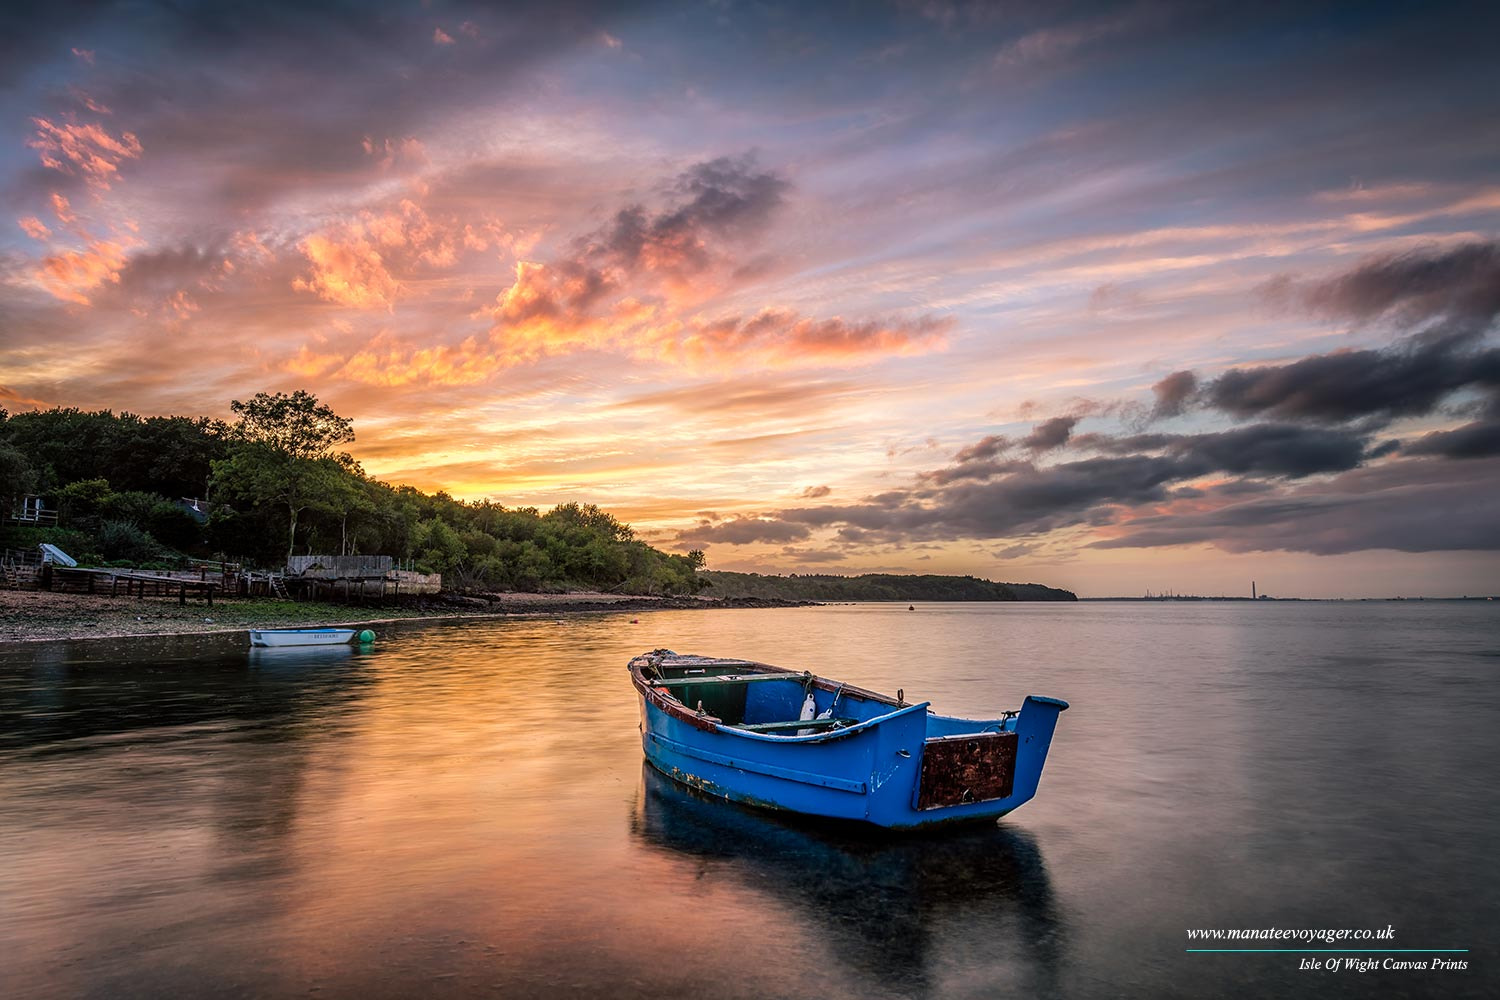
left=0, top=397, right=703, bottom=595
left=699, top=571, right=1077, bottom=602
left=1, top=395, right=1074, bottom=601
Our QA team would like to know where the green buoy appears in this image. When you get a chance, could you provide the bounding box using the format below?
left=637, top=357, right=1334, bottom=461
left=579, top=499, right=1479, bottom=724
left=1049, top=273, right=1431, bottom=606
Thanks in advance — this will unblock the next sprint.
left=357, top=629, right=376, bottom=644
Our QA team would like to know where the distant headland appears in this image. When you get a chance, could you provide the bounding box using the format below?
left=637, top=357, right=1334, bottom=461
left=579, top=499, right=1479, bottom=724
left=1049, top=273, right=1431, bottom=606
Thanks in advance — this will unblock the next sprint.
left=698, top=571, right=1077, bottom=602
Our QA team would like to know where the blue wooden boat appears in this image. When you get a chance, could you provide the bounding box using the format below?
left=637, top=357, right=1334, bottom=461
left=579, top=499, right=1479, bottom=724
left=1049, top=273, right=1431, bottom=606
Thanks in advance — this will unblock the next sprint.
left=629, top=649, right=1068, bottom=830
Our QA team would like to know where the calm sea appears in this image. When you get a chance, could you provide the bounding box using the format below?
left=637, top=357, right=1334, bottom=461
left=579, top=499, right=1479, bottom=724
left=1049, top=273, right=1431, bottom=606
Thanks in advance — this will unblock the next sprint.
left=1, top=601, right=1496, bottom=999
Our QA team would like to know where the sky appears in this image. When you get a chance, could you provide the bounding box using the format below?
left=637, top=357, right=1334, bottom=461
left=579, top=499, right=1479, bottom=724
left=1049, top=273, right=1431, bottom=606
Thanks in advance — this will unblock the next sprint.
left=2, top=0, right=1498, bottom=598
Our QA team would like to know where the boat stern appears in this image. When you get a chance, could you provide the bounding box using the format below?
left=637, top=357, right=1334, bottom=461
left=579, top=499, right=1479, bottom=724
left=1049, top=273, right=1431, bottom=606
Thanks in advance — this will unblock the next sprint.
left=893, top=694, right=1068, bottom=828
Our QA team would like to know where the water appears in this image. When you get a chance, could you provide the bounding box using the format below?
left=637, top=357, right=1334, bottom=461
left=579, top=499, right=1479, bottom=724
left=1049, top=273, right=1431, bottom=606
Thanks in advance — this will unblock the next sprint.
left=1, top=602, right=1496, bottom=998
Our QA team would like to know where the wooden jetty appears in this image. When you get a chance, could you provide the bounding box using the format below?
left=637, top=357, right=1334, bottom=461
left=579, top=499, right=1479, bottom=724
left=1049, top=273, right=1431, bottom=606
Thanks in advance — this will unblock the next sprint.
left=3, top=545, right=439, bottom=608
left=43, top=566, right=220, bottom=606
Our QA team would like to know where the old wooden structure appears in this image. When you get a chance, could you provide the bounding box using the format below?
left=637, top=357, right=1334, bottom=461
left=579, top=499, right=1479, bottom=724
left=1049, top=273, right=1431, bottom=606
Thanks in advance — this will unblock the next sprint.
left=285, top=555, right=440, bottom=602
left=42, top=566, right=220, bottom=606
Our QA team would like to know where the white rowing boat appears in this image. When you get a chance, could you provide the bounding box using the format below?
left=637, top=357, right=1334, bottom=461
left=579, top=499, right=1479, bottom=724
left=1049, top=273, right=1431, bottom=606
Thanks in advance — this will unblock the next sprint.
left=249, top=628, right=358, bottom=647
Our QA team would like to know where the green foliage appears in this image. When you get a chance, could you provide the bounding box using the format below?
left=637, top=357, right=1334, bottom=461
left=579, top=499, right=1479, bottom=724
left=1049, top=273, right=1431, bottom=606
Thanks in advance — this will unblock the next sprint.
left=413, top=517, right=467, bottom=576
left=97, top=520, right=165, bottom=564
left=0, top=441, right=38, bottom=512
left=0, top=408, right=223, bottom=496
left=213, top=390, right=362, bottom=567
left=0, top=524, right=93, bottom=562
left=1, top=393, right=705, bottom=596
left=56, top=478, right=115, bottom=518
left=227, top=390, right=354, bottom=459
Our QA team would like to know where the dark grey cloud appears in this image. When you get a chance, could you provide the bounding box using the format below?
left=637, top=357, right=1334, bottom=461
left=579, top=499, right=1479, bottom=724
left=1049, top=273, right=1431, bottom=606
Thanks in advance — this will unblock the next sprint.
left=925, top=455, right=1185, bottom=535
left=1298, top=241, right=1500, bottom=328
left=923, top=457, right=1029, bottom=486
left=1211, top=478, right=1277, bottom=497
left=1089, top=458, right=1500, bottom=555
left=1073, top=425, right=1368, bottom=478
left=728, top=400, right=1456, bottom=555
left=952, top=434, right=1010, bottom=463
left=1403, top=420, right=1500, bottom=460
left=1150, top=370, right=1197, bottom=420
left=1071, top=431, right=1179, bottom=455
left=675, top=397, right=1493, bottom=554
left=584, top=155, right=788, bottom=278
left=667, top=156, right=790, bottom=239
left=1176, top=243, right=1500, bottom=425
left=778, top=453, right=1188, bottom=542
left=1165, top=424, right=1367, bottom=479
left=1202, top=331, right=1500, bottom=424
left=1021, top=415, right=1077, bottom=452
left=677, top=516, right=811, bottom=545
left=995, top=542, right=1040, bottom=559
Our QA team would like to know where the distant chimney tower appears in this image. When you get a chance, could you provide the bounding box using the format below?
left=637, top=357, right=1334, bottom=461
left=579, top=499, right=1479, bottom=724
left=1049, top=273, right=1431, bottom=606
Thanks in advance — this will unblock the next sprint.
left=1252, top=580, right=1257, bottom=600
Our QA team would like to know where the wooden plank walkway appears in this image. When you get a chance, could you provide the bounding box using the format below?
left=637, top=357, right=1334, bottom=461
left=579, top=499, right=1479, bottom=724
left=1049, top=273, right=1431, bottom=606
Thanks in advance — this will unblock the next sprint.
left=46, top=567, right=219, bottom=606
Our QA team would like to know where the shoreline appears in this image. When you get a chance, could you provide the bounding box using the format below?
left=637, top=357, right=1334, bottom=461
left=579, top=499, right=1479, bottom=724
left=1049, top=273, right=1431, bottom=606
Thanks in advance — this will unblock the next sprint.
left=0, top=589, right=812, bottom=646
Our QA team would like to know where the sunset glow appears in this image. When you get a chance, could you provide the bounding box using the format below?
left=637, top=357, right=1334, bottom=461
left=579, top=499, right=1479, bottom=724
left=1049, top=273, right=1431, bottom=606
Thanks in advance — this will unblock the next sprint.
left=4, top=2, right=1498, bottom=597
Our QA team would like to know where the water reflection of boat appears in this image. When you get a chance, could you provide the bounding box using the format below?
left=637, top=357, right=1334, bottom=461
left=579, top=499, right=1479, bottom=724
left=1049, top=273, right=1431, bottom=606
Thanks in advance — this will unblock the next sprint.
left=629, top=649, right=1068, bottom=829
left=246, top=643, right=361, bottom=672
left=0, top=634, right=373, bottom=755
left=631, top=764, right=1065, bottom=996
left=247, top=643, right=357, bottom=661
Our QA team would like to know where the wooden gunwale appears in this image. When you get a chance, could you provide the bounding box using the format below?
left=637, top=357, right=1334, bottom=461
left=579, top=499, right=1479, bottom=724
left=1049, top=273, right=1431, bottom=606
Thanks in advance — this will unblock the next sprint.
left=630, top=653, right=909, bottom=736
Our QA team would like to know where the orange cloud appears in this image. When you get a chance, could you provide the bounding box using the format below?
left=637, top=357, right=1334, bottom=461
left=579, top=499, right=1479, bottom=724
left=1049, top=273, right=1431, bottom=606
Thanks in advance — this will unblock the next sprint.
left=29, top=116, right=143, bottom=189
left=293, top=231, right=400, bottom=309
left=292, top=199, right=463, bottom=308
left=167, top=289, right=199, bottom=320
left=18, top=216, right=50, bottom=240
left=50, top=193, right=75, bottom=223
left=35, top=238, right=131, bottom=304
left=484, top=261, right=951, bottom=370
left=282, top=344, right=346, bottom=378
left=232, top=229, right=275, bottom=262
left=666, top=310, right=953, bottom=367
left=338, top=334, right=497, bottom=387
left=434, top=27, right=455, bottom=45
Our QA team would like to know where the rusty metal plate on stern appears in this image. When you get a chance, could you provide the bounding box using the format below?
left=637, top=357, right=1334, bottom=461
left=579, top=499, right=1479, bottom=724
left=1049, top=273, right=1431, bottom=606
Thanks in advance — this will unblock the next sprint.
left=916, top=732, right=1017, bottom=809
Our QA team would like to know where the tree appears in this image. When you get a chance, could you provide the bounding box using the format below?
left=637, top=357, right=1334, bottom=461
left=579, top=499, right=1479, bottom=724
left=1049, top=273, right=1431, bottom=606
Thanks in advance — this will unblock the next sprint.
left=212, top=391, right=357, bottom=568
left=226, top=390, right=353, bottom=457
left=0, top=442, right=37, bottom=516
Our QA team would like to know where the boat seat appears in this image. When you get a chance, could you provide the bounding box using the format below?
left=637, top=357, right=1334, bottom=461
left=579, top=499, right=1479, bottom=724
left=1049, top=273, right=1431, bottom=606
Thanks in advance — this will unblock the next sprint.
left=649, top=673, right=804, bottom=688
left=735, top=717, right=857, bottom=734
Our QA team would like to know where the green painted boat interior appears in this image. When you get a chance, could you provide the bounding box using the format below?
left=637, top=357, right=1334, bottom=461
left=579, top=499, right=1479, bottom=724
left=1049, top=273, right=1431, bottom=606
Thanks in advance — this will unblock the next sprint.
left=649, top=664, right=886, bottom=731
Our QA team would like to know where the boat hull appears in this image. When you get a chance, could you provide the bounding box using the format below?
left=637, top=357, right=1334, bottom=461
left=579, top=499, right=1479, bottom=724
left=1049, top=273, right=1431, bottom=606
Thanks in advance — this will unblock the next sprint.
left=249, top=628, right=357, bottom=647
left=631, top=652, right=1067, bottom=830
